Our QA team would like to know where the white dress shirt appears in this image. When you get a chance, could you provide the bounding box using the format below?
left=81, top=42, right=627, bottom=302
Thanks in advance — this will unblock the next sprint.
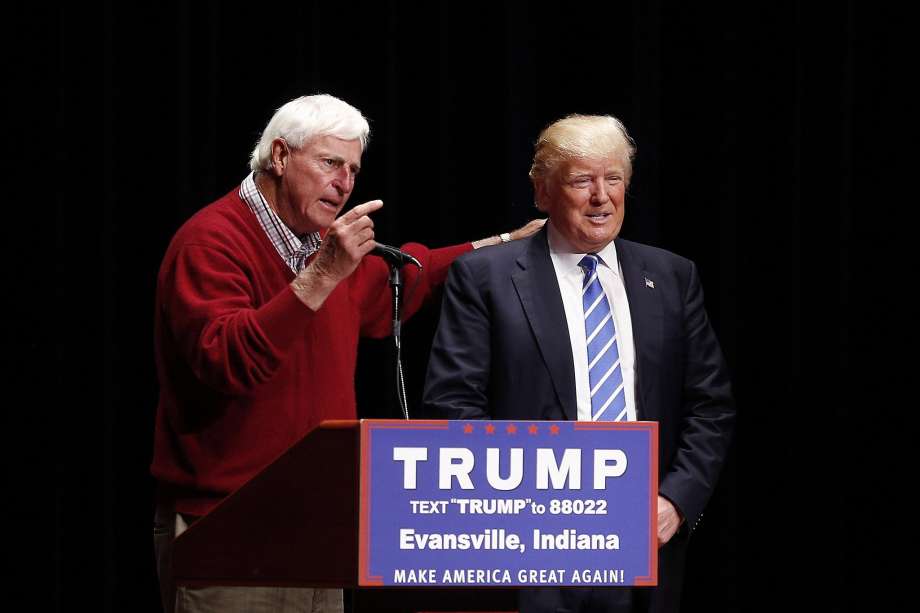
left=546, top=222, right=637, bottom=422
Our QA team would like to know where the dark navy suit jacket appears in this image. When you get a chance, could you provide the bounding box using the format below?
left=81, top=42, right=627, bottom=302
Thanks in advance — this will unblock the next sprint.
left=422, top=227, right=734, bottom=611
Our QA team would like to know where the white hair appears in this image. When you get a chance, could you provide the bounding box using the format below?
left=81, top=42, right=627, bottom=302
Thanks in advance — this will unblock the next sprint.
left=249, top=94, right=370, bottom=172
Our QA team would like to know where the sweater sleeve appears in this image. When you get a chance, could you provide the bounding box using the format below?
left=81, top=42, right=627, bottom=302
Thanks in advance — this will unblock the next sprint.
left=159, top=243, right=316, bottom=395
left=356, top=242, right=473, bottom=339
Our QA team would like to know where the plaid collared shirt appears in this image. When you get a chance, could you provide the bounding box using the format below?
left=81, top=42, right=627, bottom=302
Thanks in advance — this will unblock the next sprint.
left=239, top=172, right=322, bottom=273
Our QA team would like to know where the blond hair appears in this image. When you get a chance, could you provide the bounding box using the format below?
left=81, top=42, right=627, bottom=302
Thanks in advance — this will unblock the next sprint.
left=529, top=114, right=636, bottom=183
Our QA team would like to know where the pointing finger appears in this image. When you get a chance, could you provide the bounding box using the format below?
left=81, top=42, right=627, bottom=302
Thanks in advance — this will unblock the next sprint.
left=344, top=199, right=383, bottom=222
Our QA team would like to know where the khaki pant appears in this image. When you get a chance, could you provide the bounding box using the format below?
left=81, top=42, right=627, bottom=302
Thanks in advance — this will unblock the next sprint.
left=153, top=503, right=343, bottom=613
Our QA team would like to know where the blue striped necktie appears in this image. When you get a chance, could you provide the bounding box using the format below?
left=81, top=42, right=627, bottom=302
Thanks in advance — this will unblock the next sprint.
left=579, top=255, right=627, bottom=421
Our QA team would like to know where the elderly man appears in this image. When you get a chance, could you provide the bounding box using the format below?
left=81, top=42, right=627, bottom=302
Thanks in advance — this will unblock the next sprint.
left=423, top=114, right=735, bottom=613
left=151, top=94, right=542, bottom=613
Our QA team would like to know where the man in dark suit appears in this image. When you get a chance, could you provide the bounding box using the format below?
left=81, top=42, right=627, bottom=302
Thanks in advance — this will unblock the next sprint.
left=422, top=114, right=735, bottom=612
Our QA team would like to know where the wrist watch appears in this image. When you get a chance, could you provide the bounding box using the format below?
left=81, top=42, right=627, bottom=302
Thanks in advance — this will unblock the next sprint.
left=500, top=232, right=512, bottom=243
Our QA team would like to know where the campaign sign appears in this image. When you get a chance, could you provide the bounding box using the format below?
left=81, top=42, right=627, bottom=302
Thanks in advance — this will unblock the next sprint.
left=358, top=420, right=657, bottom=587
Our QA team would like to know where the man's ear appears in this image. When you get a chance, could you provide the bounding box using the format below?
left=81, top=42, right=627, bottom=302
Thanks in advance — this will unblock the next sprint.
left=269, top=138, right=290, bottom=177
left=533, top=178, right=549, bottom=213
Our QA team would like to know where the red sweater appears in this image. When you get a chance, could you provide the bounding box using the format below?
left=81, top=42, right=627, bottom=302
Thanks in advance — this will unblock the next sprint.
left=151, top=188, right=471, bottom=516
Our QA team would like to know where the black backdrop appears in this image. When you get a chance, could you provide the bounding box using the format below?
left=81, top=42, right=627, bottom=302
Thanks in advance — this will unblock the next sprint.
left=12, top=1, right=902, bottom=611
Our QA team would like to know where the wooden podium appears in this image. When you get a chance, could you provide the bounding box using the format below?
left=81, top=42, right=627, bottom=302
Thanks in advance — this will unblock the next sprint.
left=172, top=420, right=516, bottom=612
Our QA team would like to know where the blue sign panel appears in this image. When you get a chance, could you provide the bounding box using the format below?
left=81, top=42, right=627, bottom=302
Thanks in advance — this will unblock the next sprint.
left=359, top=420, right=658, bottom=587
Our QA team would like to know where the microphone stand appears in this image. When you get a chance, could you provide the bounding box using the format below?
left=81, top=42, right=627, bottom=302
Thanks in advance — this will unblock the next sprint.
left=385, top=261, right=411, bottom=420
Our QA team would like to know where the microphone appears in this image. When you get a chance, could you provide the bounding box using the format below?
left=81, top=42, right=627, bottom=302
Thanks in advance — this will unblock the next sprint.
left=372, top=243, right=422, bottom=268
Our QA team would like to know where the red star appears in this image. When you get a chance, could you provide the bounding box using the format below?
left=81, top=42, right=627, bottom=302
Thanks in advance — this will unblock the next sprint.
left=463, top=423, right=474, bottom=434
left=528, top=424, right=539, bottom=435
left=506, top=424, right=517, bottom=434
left=549, top=424, right=560, bottom=435
left=485, top=423, right=496, bottom=434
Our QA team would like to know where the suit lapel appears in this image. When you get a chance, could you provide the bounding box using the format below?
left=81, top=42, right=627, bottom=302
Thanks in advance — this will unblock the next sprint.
left=511, top=229, right=578, bottom=420
left=616, top=239, right=663, bottom=423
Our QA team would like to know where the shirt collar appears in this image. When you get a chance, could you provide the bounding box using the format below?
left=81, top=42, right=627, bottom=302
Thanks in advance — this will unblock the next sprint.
left=239, top=171, right=322, bottom=273
left=546, top=219, right=620, bottom=277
